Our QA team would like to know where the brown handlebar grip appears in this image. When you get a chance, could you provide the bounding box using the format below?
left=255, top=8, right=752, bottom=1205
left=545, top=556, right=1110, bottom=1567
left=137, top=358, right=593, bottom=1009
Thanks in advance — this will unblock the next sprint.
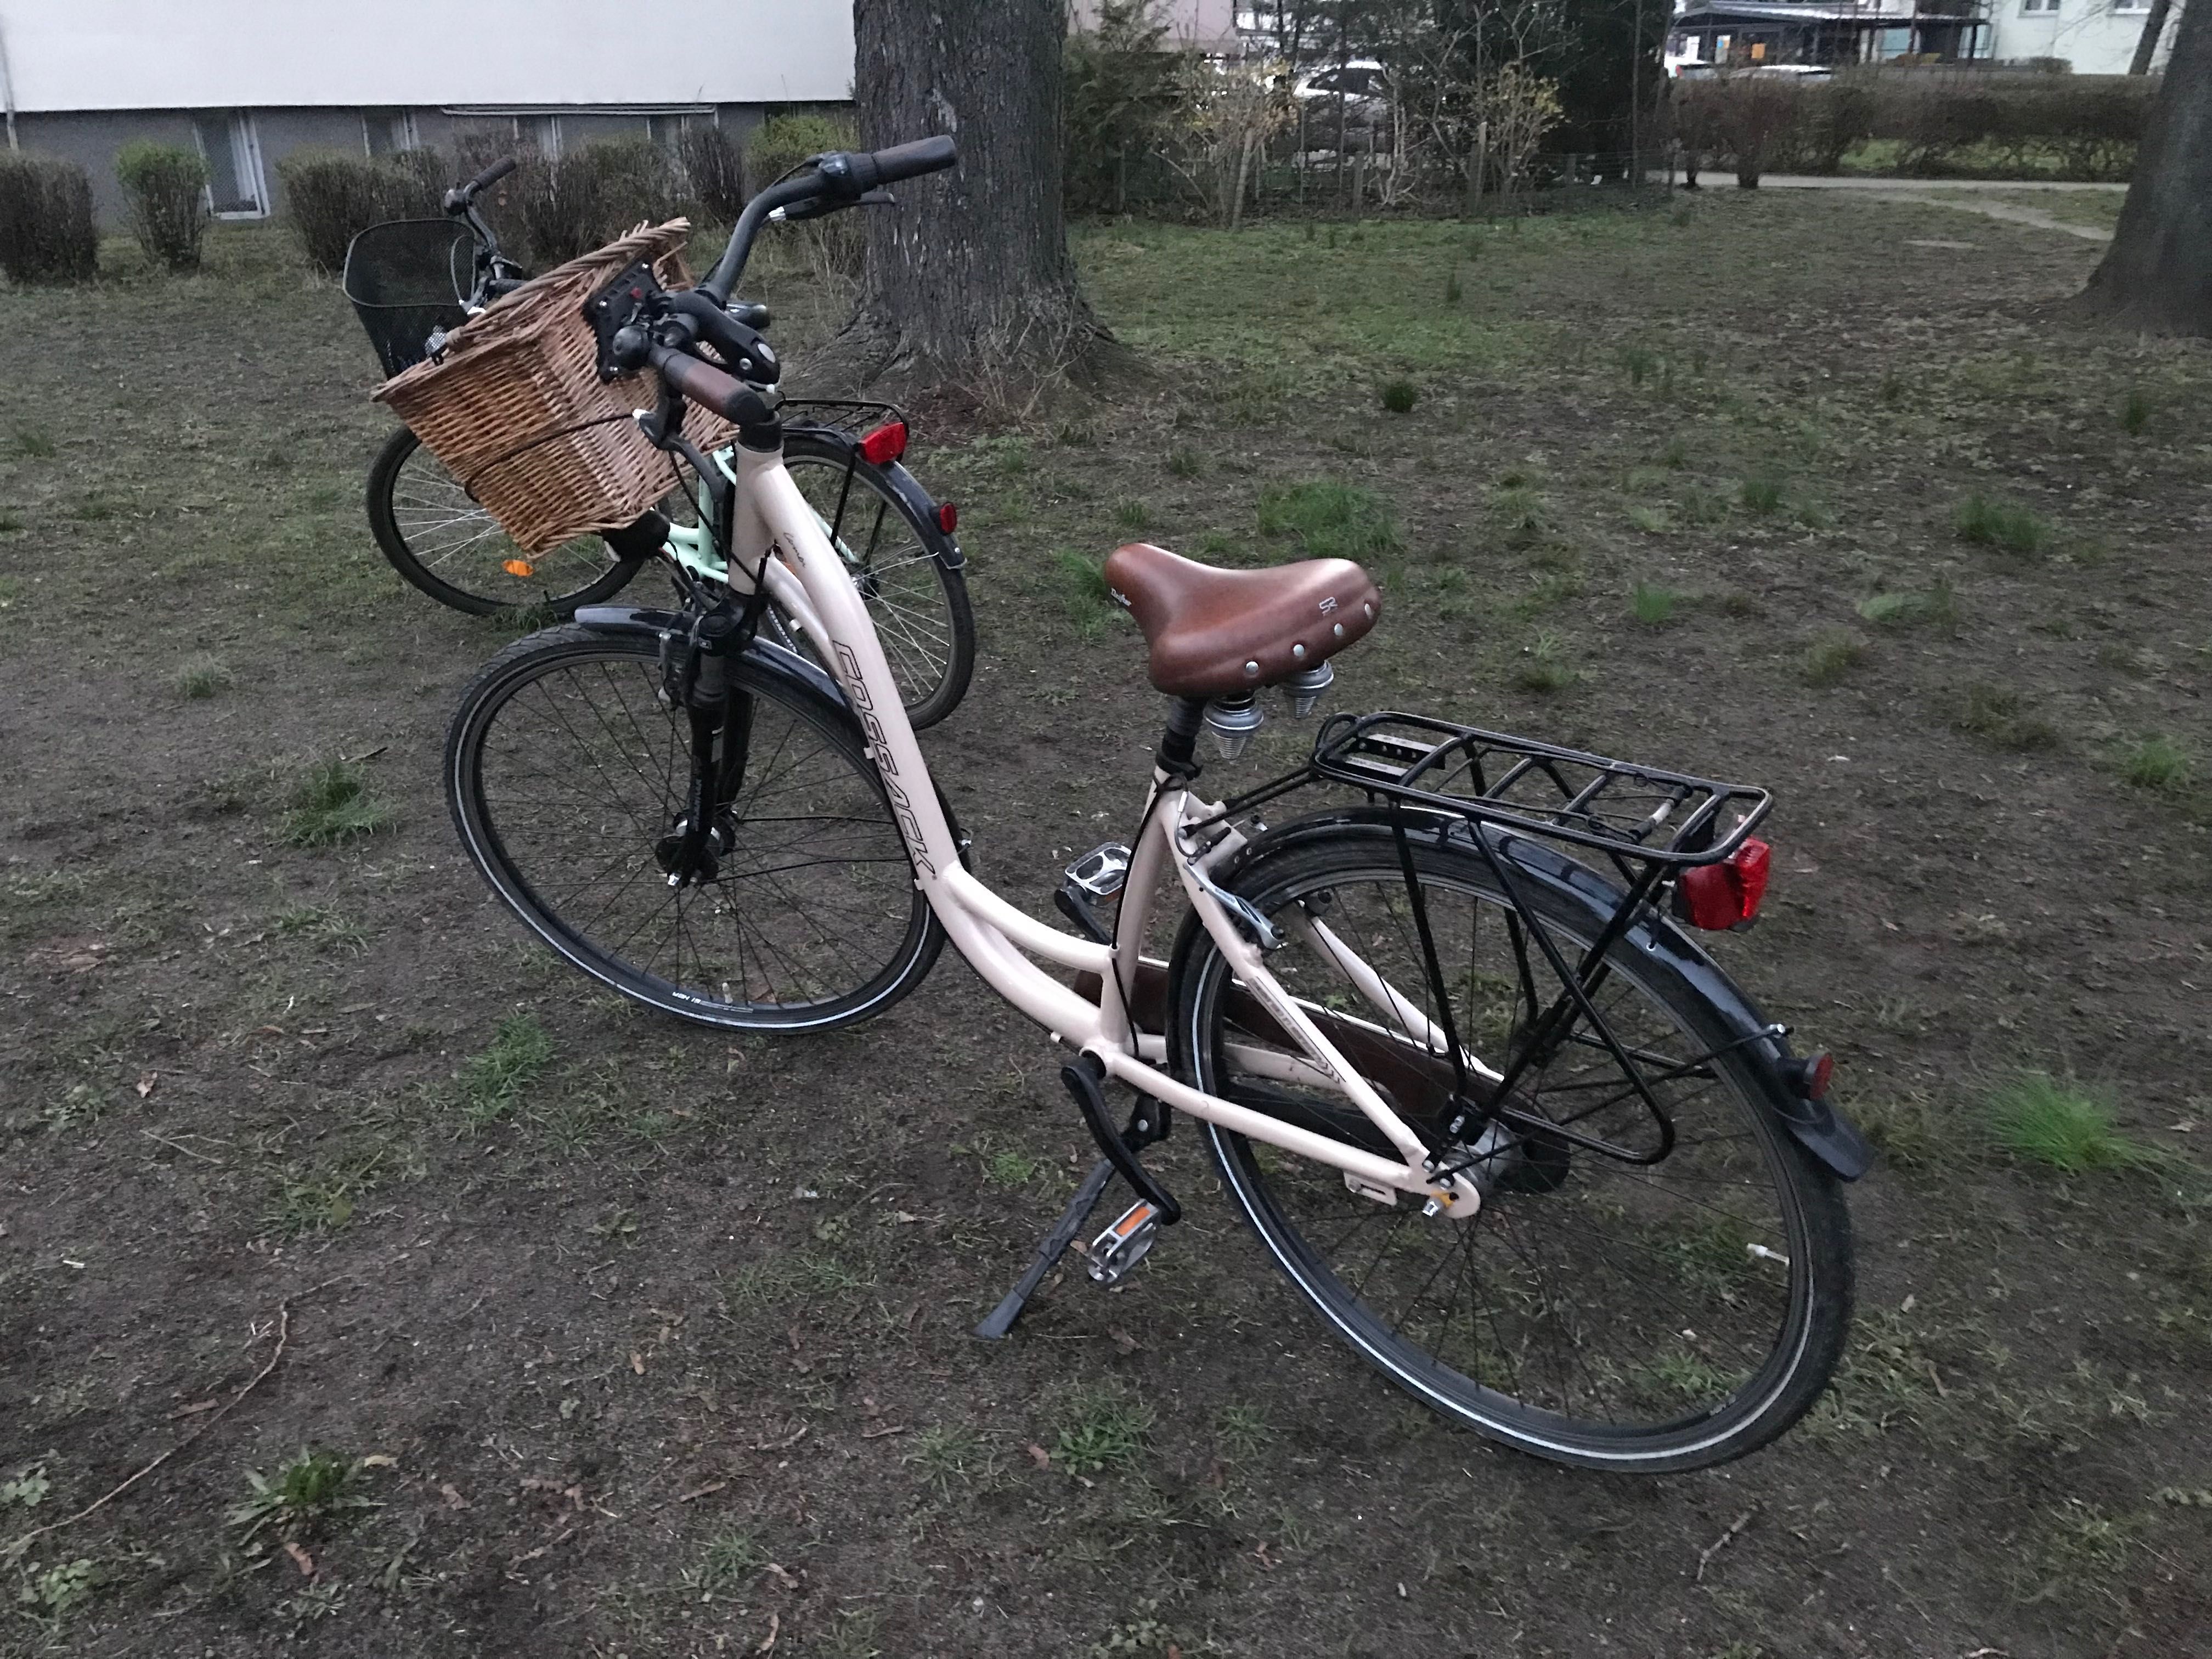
left=648, top=345, right=763, bottom=425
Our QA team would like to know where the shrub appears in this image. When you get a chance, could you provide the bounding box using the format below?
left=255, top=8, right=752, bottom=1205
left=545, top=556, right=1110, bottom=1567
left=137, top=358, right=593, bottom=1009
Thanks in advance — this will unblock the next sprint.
left=276, top=149, right=445, bottom=275
left=511, top=138, right=684, bottom=267
left=744, top=111, right=859, bottom=193
left=115, top=141, right=211, bottom=270
left=744, top=114, right=862, bottom=282
left=0, top=154, right=98, bottom=284
left=676, top=125, right=746, bottom=224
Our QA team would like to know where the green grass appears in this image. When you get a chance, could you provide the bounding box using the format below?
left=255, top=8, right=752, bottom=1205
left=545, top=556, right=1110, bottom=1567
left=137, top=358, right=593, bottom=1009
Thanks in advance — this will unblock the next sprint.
left=1512, top=630, right=1575, bottom=693
left=1214, top=1403, right=1272, bottom=1459
left=1112, top=497, right=1152, bottom=531
left=1625, top=504, right=1672, bottom=534
left=458, top=1014, right=555, bottom=1128
left=0, top=511, right=23, bottom=535
left=1988, top=1072, right=2153, bottom=1174
left=1255, top=479, right=1400, bottom=561
left=1492, top=482, right=1549, bottom=547
left=273, top=904, right=369, bottom=954
left=1856, top=582, right=1957, bottom=629
left=1953, top=682, right=2057, bottom=751
left=1443, top=267, right=1462, bottom=304
left=1620, top=345, right=1658, bottom=387
left=1739, top=475, right=1784, bottom=514
left=2121, top=386, right=2152, bottom=436
left=696, top=1527, right=766, bottom=1589
left=1630, top=580, right=1680, bottom=626
left=1379, top=377, right=1418, bottom=414
left=263, top=1149, right=383, bottom=1237
left=174, top=652, right=231, bottom=699
left=1954, top=493, right=2050, bottom=555
left=1800, top=631, right=1866, bottom=686
left=12, top=427, right=55, bottom=459
left=1054, top=549, right=1120, bottom=639
left=281, top=758, right=396, bottom=848
left=2119, top=735, right=2191, bottom=792
left=228, top=1449, right=373, bottom=1542
left=906, top=1424, right=995, bottom=1499
left=1053, top=1384, right=1154, bottom=1476
left=1165, top=447, right=1204, bottom=479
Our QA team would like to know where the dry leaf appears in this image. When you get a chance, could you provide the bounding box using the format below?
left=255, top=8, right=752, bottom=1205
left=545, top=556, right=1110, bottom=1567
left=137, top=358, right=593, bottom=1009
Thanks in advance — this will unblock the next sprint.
left=283, top=1541, right=315, bottom=1577
left=1026, top=1443, right=1051, bottom=1469
left=360, top=1453, right=398, bottom=1468
left=134, top=1073, right=157, bottom=1098
left=439, top=1481, right=469, bottom=1509
left=765, top=1561, right=801, bottom=1590
left=630, top=1350, right=646, bottom=1375
left=754, top=1611, right=780, bottom=1655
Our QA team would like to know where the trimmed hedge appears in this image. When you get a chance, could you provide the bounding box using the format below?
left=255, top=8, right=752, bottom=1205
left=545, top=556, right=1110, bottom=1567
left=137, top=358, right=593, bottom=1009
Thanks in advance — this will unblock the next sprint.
left=0, top=153, right=99, bottom=284
left=1671, top=72, right=2152, bottom=184
left=276, top=149, right=447, bottom=275
left=116, top=141, right=210, bottom=270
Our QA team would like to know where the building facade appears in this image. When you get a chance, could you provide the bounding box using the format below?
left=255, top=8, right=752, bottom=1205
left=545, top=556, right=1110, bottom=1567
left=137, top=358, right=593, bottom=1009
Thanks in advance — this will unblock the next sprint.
left=0, top=0, right=852, bottom=226
left=1985, top=0, right=2175, bottom=73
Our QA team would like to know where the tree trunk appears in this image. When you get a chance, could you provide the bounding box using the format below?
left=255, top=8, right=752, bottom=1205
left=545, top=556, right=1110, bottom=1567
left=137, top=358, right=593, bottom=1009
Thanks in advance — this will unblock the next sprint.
left=2079, top=0, right=2212, bottom=334
left=2129, top=0, right=2174, bottom=75
left=835, top=0, right=1113, bottom=389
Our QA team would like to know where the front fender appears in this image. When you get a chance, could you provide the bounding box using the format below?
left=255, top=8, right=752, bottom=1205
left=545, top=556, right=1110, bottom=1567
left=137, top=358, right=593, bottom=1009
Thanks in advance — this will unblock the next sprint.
left=1216, top=807, right=1871, bottom=1181
left=571, top=603, right=853, bottom=725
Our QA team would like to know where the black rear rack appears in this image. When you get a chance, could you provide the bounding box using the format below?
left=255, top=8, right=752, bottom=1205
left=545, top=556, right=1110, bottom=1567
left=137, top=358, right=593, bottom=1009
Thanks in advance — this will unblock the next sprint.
left=1310, top=710, right=1771, bottom=871
left=775, top=397, right=909, bottom=442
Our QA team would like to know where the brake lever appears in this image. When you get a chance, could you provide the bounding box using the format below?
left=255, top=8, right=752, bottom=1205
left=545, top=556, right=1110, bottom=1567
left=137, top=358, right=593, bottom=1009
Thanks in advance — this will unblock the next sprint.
left=772, top=187, right=898, bottom=225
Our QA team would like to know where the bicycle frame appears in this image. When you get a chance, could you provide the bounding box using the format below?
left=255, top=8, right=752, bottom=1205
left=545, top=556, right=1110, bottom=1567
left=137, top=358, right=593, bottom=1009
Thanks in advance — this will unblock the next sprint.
left=713, top=438, right=1487, bottom=1217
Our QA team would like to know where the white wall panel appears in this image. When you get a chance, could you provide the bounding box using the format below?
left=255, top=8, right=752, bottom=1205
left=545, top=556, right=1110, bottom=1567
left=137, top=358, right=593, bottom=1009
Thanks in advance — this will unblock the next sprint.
left=1, top=0, right=852, bottom=112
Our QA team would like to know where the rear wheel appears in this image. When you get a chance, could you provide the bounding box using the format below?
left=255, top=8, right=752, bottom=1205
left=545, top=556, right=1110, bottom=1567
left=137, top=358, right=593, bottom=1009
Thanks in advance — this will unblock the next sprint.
left=1169, top=822, right=1852, bottom=1471
left=366, top=426, right=642, bottom=619
left=773, top=432, right=975, bottom=729
left=445, top=625, right=942, bottom=1030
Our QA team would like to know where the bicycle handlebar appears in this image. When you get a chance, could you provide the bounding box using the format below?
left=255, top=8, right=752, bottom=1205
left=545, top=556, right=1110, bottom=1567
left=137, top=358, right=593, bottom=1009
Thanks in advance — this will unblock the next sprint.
left=697, top=137, right=958, bottom=307
left=647, top=342, right=776, bottom=430
left=464, top=156, right=518, bottom=199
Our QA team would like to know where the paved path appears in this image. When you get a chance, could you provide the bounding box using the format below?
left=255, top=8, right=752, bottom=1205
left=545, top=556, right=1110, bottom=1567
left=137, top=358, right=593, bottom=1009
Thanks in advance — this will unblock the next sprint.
left=1673, top=172, right=2121, bottom=241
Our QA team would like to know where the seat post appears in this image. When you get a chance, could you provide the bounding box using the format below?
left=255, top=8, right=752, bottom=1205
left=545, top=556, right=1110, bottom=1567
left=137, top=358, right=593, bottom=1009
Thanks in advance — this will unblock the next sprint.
left=1154, top=696, right=1209, bottom=780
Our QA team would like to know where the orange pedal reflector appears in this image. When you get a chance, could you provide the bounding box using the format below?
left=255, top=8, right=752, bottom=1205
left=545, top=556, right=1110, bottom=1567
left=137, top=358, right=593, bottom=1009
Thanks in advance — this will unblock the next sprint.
left=503, top=558, right=536, bottom=578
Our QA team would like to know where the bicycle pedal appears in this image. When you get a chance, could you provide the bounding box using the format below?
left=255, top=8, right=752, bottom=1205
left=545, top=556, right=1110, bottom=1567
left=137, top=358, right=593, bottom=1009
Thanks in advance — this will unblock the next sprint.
left=1056, top=842, right=1131, bottom=945
left=1082, top=1201, right=1161, bottom=1286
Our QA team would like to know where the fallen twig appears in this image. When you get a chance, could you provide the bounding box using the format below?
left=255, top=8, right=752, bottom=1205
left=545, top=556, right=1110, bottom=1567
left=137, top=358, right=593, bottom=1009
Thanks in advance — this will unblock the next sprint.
left=1695, top=1506, right=1757, bottom=1583
left=4, top=1305, right=289, bottom=1559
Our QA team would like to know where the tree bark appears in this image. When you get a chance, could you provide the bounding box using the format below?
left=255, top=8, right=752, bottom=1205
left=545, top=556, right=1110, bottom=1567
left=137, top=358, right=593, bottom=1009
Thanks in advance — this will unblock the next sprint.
left=2129, top=0, right=2174, bottom=75
left=2079, top=0, right=2212, bottom=334
left=835, top=0, right=1114, bottom=391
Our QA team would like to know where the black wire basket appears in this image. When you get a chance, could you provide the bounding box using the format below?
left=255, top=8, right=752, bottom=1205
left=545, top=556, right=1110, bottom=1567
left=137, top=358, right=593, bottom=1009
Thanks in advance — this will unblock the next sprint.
left=342, top=219, right=472, bottom=378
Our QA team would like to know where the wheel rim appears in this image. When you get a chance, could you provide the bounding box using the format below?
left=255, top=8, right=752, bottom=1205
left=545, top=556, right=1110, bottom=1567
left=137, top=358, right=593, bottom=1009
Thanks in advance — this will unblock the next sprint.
left=1189, top=859, right=1814, bottom=1455
left=392, top=442, right=618, bottom=606
left=784, top=455, right=956, bottom=710
left=464, top=644, right=924, bottom=1023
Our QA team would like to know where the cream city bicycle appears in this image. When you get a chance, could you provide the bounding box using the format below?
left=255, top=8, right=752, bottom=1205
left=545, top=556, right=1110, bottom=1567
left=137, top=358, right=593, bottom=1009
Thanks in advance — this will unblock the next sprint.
left=443, top=137, right=1870, bottom=1471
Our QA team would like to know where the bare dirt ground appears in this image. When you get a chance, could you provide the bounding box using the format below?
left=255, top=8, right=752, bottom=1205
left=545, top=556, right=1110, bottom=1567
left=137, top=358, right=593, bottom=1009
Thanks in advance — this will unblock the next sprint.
left=4, top=191, right=2210, bottom=1658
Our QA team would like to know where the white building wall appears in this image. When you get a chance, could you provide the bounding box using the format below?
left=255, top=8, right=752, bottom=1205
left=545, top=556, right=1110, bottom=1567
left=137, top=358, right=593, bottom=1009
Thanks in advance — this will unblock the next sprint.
left=1985, top=0, right=2177, bottom=73
left=0, top=0, right=853, bottom=112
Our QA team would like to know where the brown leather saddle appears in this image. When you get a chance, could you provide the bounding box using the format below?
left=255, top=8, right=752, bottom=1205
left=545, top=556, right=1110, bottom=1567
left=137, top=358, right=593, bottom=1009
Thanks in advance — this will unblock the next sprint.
left=1101, top=541, right=1381, bottom=698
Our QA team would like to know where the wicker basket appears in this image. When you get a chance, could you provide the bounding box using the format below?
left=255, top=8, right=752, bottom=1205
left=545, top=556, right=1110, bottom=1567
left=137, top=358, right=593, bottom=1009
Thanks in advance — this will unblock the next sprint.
left=372, top=220, right=735, bottom=554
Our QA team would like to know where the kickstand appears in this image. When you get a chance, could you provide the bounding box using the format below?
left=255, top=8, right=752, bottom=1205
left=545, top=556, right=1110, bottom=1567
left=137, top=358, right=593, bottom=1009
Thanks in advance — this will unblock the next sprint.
left=974, top=1156, right=1118, bottom=1340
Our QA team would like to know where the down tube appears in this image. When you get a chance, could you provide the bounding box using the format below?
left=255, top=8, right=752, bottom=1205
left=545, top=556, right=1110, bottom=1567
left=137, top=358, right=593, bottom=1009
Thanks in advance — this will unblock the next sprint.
left=736, top=444, right=1105, bottom=1044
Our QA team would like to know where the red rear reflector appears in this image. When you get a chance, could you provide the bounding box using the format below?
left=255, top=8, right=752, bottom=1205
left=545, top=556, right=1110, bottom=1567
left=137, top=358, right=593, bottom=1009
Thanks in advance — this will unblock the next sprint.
left=936, top=501, right=958, bottom=533
left=1677, top=837, right=1772, bottom=930
left=859, top=421, right=907, bottom=466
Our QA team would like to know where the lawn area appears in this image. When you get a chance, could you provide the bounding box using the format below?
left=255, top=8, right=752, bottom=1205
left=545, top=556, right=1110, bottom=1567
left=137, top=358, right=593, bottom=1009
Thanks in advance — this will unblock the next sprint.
left=5, top=193, right=2212, bottom=1657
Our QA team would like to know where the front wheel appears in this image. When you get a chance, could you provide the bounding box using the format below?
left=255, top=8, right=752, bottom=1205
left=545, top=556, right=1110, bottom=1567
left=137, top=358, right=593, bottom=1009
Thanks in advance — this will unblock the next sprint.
left=1167, top=821, right=1853, bottom=1471
left=445, top=625, right=943, bottom=1030
left=366, top=426, right=644, bottom=619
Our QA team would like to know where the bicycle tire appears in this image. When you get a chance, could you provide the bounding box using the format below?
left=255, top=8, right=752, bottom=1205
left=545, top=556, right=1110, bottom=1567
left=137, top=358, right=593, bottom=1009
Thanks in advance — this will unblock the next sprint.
left=1167, top=817, right=1852, bottom=1471
left=445, top=624, right=943, bottom=1031
left=777, top=430, right=976, bottom=730
left=366, top=426, right=644, bottom=619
